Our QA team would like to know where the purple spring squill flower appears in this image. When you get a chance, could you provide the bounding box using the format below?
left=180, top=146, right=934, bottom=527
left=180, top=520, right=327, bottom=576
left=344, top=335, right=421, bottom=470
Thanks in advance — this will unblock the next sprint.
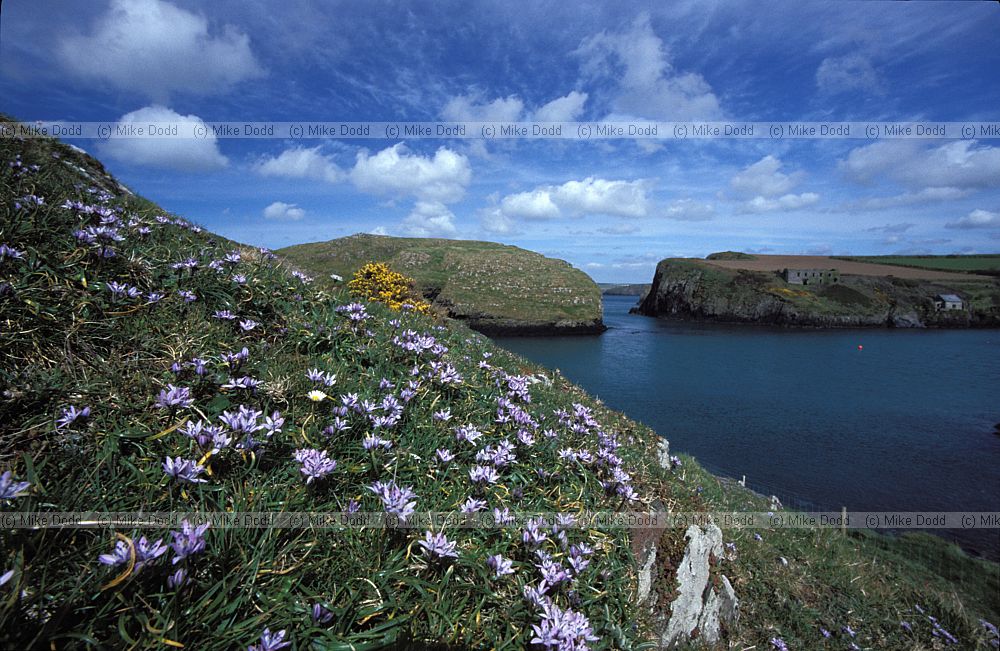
left=0, top=244, right=25, bottom=260
left=261, top=411, right=284, bottom=437
left=899, top=621, right=911, bottom=632
left=222, top=376, right=262, bottom=392
left=163, top=457, right=208, bottom=483
left=842, top=625, right=856, bottom=638
left=56, top=405, right=91, bottom=429
left=460, top=497, right=487, bottom=513
left=493, top=507, right=514, bottom=525
left=418, top=531, right=458, bottom=561
left=170, top=520, right=209, bottom=564
left=487, top=554, right=514, bottom=578
left=538, top=559, right=570, bottom=591
left=231, top=274, right=247, bottom=284
left=248, top=627, right=290, bottom=651
left=312, top=603, right=334, bottom=624
left=293, top=448, right=337, bottom=484
left=98, top=536, right=166, bottom=572
left=362, top=435, right=392, bottom=450
left=239, top=319, right=259, bottom=332
left=523, top=518, right=548, bottom=548
left=0, top=569, right=13, bottom=586
left=469, top=465, right=499, bottom=485
left=156, top=384, right=193, bottom=410
left=769, top=639, right=788, bottom=651
left=178, top=290, right=197, bottom=302
left=188, top=357, right=208, bottom=376
left=324, top=417, right=349, bottom=435
left=0, top=471, right=31, bottom=500
left=530, top=602, right=598, bottom=650
left=219, top=405, right=263, bottom=433
left=820, top=627, right=832, bottom=638
left=213, top=310, right=237, bottom=320
left=146, top=291, right=165, bottom=303
left=436, top=448, right=455, bottom=464
left=167, top=568, right=186, bottom=588
left=367, top=481, right=417, bottom=522
left=454, top=425, right=482, bottom=445
left=523, top=584, right=550, bottom=611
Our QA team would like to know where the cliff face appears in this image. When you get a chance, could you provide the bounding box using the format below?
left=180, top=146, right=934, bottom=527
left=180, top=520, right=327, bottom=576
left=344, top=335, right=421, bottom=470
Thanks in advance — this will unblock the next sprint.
left=634, top=259, right=1000, bottom=328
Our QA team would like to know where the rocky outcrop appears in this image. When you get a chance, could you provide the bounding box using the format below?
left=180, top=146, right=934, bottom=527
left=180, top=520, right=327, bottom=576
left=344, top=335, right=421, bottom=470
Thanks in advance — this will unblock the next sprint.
left=637, top=440, right=740, bottom=648
left=633, top=259, right=1000, bottom=328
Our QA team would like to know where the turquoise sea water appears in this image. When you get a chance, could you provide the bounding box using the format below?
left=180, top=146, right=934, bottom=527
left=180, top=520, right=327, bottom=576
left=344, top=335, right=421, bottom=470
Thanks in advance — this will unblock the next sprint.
left=492, top=295, right=1000, bottom=558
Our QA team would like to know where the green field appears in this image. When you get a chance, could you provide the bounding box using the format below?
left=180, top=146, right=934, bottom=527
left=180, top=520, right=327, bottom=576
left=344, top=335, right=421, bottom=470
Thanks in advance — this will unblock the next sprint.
left=835, top=254, right=1000, bottom=274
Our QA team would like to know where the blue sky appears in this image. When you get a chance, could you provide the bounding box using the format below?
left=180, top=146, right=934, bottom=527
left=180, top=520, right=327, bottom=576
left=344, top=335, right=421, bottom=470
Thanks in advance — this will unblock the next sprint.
left=3, top=0, right=999, bottom=282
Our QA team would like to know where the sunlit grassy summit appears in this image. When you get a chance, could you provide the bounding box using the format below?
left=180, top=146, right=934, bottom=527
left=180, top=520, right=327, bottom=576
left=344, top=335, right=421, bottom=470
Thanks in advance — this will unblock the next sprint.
left=278, top=234, right=605, bottom=335
left=1, top=118, right=997, bottom=649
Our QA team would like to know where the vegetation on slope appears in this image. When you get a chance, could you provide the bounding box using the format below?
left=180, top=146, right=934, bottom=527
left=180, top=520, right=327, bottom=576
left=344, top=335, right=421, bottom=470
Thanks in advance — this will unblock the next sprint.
left=1, top=120, right=997, bottom=650
left=277, top=235, right=604, bottom=334
left=0, top=123, right=657, bottom=648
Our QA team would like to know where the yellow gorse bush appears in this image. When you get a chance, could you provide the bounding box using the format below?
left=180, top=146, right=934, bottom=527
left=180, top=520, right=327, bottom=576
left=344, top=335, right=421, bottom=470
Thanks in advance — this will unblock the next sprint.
left=348, top=262, right=432, bottom=314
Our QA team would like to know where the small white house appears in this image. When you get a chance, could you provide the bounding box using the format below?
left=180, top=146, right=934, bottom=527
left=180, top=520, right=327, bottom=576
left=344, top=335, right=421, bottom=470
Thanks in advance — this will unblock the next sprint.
left=934, top=294, right=963, bottom=311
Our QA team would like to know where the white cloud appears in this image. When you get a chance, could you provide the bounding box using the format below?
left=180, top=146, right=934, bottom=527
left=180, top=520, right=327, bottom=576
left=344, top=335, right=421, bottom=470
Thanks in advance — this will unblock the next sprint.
left=663, top=198, right=714, bottom=221
left=99, top=105, right=228, bottom=171
left=58, top=0, right=262, bottom=101
left=441, top=94, right=524, bottom=122
left=840, top=140, right=1000, bottom=189
left=253, top=146, right=342, bottom=183
left=479, top=206, right=521, bottom=235
left=945, top=209, right=1000, bottom=230
left=816, top=54, right=884, bottom=95
left=500, top=177, right=652, bottom=220
left=263, top=201, right=305, bottom=220
left=730, top=156, right=800, bottom=198
left=740, top=193, right=820, bottom=213
left=369, top=226, right=389, bottom=236
left=575, top=13, right=722, bottom=120
left=501, top=189, right=561, bottom=220
left=533, top=91, right=588, bottom=122
left=400, top=201, right=457, bottom=237
left=350, top=144, right=471, bottom=203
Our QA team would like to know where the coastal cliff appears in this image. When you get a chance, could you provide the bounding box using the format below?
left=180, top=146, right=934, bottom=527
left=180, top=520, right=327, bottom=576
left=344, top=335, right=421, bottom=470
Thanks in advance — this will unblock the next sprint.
left=633, top=258, right=1000, bottom=328
left=278, top=235, right=605, bottom=336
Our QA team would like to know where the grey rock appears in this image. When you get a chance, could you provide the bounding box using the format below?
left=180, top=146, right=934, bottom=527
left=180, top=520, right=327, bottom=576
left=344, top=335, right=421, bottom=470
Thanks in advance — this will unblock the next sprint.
left=661, top=523, right=725, bottom=647
left=656, top=438, right=671, bottom=469
left=637, top=539, right=657, bottom=604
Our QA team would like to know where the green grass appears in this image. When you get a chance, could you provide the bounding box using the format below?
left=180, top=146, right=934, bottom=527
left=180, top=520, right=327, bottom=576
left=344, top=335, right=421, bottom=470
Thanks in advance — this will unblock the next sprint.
left=278, top=235, right=603, bottom=329
left=835, top=255, right=1000, bottom=274
left=1, top=118, right=998, bottom=650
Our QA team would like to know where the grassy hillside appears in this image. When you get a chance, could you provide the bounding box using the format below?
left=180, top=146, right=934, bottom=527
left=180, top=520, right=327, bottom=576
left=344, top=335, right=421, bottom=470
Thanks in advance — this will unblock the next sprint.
left=278, top=235, right=604, bottom=334
left=835, top=254, right=1000, bottom=274
left=1, top=120, right=998, bottom=649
